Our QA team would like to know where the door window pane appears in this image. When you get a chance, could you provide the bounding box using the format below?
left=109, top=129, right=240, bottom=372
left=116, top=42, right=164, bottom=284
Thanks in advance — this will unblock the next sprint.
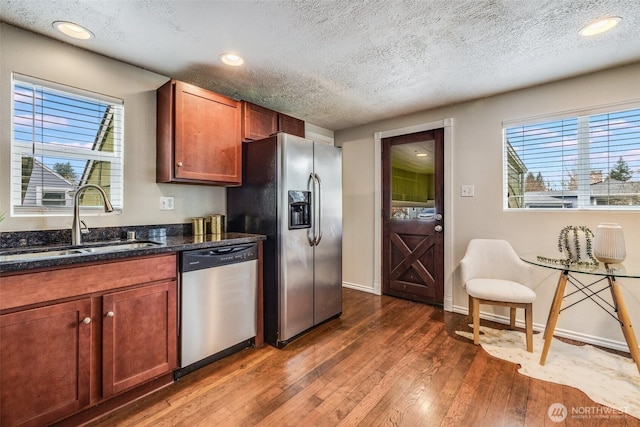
left=391, top=140, right=435, bottom=219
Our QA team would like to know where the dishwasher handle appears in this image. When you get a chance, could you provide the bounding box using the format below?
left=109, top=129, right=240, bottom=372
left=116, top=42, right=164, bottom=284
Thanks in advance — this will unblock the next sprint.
left=180, top=243, right=258, bottom=272
left=208, top=245, right=249, bottom=255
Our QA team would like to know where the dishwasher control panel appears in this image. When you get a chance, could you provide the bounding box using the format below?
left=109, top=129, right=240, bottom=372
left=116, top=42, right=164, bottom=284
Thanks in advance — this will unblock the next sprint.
left=180, top=243, right=258, bottom=272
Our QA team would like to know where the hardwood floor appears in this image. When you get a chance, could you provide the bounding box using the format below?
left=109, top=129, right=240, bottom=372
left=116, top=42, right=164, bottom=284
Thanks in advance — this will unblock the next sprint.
left=90, top=288, right=639, bottom=427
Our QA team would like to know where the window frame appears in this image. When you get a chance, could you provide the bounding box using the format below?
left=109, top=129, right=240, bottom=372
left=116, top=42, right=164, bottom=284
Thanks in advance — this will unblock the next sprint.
left=503, top=101, right=640, bottom=211
left=10, top=73, right=124, bottom=217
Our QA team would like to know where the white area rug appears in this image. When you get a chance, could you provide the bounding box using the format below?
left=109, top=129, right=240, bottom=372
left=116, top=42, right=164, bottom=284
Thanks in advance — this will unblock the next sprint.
left=455, top=325, right=640, bottom=420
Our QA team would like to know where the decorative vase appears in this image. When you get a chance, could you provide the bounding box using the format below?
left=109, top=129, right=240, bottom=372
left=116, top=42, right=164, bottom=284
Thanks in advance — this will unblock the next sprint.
left=558, top=225, right=596, bottom=264
left=566, top=229, right=589, bottom=262
left=593, top=223, right=626, bottom=264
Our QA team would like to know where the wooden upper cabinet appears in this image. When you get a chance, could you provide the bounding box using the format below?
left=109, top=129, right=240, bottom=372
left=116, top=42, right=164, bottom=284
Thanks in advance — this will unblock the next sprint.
left=242, top=102, right=277, bottom=141
left=241, top=101, right=305, bottom=141
left=278, top=113, right=305, bottom=138
left=157, top=80, right=241, bottom=185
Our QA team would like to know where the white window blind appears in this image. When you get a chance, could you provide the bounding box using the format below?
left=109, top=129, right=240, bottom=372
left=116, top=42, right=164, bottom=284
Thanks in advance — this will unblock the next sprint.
left=11, top=74, right=124, bottom=216
left=504, top=106, right=640, bottom=210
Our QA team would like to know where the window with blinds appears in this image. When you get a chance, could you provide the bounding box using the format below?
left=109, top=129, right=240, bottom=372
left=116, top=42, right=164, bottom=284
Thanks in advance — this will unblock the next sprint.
left=11, top=74, right=124, bottom=216
left=504, top=105, right=640, bottom=210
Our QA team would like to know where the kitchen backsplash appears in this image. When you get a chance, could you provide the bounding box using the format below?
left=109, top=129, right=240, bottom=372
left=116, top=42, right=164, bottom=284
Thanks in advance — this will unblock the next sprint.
left=0, top=223, right=192, bottom=249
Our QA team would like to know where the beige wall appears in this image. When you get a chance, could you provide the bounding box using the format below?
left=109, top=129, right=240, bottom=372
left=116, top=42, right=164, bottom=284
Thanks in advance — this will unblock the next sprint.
left=341, top=137, right=376, bottom=291
left=2, top=22, right=639, bottom=352
left=0, top=24, right=230, bottom=232
left=337, top=62, right=640, bottom=351
left=0, top=24, right=335, bottom=234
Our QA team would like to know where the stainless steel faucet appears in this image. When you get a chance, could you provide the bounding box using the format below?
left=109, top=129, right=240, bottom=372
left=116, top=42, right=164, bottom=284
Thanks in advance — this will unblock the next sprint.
left=72, top=184, right=114, bottom=245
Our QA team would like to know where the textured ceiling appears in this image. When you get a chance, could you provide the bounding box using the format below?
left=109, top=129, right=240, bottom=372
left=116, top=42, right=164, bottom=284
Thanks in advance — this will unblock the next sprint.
left=1, top=0, right=639, bottom=131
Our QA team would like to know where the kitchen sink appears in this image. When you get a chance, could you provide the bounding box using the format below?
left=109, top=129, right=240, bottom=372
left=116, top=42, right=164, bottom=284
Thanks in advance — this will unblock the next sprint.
left=0, top=249, right=85, bottom=262
left=78, top=241, right=160, bottom=253
left=0, top=241, right=162, bottom=262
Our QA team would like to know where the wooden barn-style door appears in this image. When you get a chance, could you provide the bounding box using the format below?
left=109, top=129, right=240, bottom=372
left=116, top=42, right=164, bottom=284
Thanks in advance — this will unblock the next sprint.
left=382, top=129, right=444, bottom=306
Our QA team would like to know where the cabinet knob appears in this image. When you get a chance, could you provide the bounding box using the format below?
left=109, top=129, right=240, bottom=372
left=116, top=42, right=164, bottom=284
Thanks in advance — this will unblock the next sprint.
left=82, top=317, right=92, bottom=324
left=106, top=311, right=115, bottom=318
left=177, top=161, right=183, bottom=167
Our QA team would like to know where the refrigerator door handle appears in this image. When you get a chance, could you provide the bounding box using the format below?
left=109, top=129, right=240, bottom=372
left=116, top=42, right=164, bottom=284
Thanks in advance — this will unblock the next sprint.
left=314, top=172, right=323, bottom=246
left=308, top=172, right=318, bottom=246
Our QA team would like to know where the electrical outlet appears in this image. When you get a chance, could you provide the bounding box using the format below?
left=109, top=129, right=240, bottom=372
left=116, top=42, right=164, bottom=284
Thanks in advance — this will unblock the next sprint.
left=461, top=185, right=475, bottom=197
left=160, top=196, right=174, bottom=210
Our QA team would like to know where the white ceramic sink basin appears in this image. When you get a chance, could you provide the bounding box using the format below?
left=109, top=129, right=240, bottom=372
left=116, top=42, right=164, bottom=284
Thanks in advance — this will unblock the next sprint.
left=0, top=241, right=161, bottom=262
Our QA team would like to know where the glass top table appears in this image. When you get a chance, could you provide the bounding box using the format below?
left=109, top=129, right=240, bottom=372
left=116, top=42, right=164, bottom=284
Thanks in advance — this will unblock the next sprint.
left=520, top=253, right=640, bottom=373
left=520, top=253, right=640, bottom=279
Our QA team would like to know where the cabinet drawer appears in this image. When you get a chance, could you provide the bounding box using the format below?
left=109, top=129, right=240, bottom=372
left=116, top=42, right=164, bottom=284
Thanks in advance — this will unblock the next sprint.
left=0, top=254, right=177, bottom=311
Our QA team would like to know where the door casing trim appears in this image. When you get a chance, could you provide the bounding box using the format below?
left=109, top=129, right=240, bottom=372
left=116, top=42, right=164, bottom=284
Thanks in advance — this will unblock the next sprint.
left=374, top=118, right=453, bottom=311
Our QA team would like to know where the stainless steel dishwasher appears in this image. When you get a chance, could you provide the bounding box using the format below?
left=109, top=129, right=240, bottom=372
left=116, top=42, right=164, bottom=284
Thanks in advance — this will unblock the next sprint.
left=176, top=243, right=258, bottom=379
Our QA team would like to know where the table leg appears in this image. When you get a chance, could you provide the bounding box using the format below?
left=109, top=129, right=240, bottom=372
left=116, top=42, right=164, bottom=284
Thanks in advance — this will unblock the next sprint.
left=544, top=271, right=568, bottom=341
left=608, top=277, right=640, bottom=374
left=540, top=271, right=568, bottom=366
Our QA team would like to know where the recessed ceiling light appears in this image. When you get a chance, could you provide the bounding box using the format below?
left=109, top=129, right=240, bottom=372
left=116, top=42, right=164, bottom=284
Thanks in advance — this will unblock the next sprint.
left=578, top=16, right=622, bottom=37
left=53, top=21, right=94, bottom=40
left=219, top=53, right=244, bottom=66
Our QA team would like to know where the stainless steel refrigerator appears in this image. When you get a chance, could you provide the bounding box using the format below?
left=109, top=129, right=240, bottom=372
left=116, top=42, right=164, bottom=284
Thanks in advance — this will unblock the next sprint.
left=227, top=132, right=342, bottom=348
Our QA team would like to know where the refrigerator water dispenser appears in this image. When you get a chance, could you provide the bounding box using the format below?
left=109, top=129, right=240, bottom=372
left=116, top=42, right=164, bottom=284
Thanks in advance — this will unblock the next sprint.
left=288, top=190, right=311, bottom=229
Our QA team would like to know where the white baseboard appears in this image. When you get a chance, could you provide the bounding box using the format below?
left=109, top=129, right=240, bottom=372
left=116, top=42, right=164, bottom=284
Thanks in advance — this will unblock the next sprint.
left=373, top=279, right=381, bottom=295
left=544, top=327, right=631, bottom=353
left=451, top=305, right=631, bottom=353
left=342, top=281, right=379, bottom=295
left=452, top=304, right=545, bottom=330
left=443, top=295, right=453, bottom=312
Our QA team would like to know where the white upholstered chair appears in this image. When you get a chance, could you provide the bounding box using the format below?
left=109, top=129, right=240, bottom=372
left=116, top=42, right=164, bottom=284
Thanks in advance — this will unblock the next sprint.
left=460, top=239, right=536, bottom=352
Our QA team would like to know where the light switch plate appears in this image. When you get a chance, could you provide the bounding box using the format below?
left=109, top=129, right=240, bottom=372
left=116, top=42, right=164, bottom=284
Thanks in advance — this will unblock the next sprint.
left=160, top=196, right=174, bottom=210
left=461, top=185, right=475, bottom=197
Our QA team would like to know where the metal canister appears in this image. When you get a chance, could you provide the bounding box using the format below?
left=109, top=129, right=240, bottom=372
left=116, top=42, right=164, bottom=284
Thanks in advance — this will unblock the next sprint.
left=207, top=214, right=225, bottom=234
left=192, top=217, right=205, bottom=235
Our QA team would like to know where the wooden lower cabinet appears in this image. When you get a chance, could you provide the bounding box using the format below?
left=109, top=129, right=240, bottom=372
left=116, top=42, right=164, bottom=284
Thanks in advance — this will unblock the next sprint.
left=0, top=254, right=178, bottom=426
left=102, top=281, right=177, bottom=397
left=0, top=299, right=92, bottom=427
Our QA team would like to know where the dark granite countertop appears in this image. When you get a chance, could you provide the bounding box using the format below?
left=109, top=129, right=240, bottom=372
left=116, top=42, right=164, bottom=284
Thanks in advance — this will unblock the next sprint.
left=0, top=232, right=265, bottom=273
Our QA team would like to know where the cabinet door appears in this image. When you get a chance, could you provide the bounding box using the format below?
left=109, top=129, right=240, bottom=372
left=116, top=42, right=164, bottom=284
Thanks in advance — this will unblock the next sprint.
left=173, top=81, right=241, bottom=184
left=278, top=113, right=305, bottom=138
left=102, top=280, right=177, bottom=397
left=242, top=101, right=278, bottom=141
left=0, top=299, right=92, bottom=427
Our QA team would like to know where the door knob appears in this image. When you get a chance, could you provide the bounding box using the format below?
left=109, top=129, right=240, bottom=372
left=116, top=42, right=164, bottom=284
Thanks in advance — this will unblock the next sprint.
left=435, top=225, right=443, bottom=232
